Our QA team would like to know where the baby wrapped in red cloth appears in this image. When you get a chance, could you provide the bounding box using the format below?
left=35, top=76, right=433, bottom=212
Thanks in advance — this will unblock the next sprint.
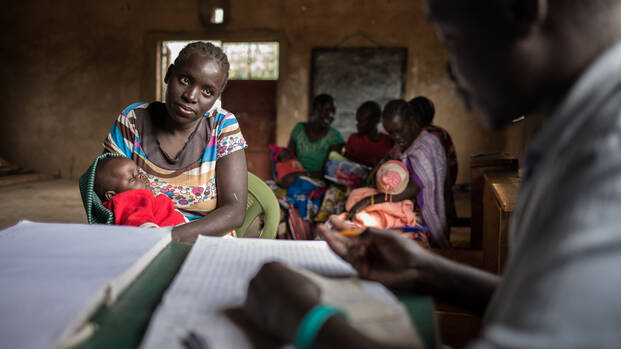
left=95, top=157, right=186, bottom=227
left=269, top=145, right=308, bottom=188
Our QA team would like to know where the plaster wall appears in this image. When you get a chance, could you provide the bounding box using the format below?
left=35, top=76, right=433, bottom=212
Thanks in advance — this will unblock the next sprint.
left=0, top=0, right=503, bottom=183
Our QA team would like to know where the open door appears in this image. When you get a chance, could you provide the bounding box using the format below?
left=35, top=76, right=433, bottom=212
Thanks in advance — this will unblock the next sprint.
left=221, top=80, right=276, bottom=180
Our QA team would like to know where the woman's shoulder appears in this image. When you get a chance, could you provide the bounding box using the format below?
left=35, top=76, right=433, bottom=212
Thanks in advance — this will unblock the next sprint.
left=420, top=130, right=441, bottom=145
left=290, top=122, right=307, bottom=136
left=119, top=102, right=151, bottom=118
left=210, top=105, right=244, bottom=133
left=415, top=131, right=445, bottom=156
left=327, top=126, right=344, bottom=141
left=210, top=104, right=234, bottom=120
left=346, top=132, right=362, bottom=142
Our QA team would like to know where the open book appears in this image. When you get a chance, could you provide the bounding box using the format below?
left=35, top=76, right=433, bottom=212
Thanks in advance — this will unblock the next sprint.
left=140, top=236, right=423, bottom=348
left=0, top=221, right=171, bottom=349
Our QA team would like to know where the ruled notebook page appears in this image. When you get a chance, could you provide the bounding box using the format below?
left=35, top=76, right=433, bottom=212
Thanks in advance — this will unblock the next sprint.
left=140, top=236, right=420, bottom=349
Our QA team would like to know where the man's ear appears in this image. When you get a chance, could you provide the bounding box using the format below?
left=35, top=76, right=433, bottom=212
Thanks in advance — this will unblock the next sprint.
left=164, top=64, right=174, bottom=84
left=506, top=0, right=547, bottom=39
left=104, top=190, right=116, bottom=201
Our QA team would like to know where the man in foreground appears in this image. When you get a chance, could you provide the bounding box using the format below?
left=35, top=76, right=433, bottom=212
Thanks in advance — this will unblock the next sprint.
left=244, top=1, right=621, bottom=347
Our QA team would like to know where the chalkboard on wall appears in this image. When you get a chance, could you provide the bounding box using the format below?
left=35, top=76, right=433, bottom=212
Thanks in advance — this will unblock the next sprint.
left=310, top=47, right=408, bottom=139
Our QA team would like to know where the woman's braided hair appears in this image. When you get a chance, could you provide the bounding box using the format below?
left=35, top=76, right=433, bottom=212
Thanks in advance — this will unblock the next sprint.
left=173, top=41, right=230, bottom=89
left=382, top=99, right=414, bottom=122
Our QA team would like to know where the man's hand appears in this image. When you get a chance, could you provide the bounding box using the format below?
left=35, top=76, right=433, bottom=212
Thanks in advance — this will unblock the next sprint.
left=318, top=216, right=435, bottom=288
left=244, top=262, right=321, bottom=343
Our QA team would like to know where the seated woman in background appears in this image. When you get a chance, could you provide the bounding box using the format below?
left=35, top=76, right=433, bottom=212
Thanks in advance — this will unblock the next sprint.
left=349, top=100, right=449, bottom=248
left=288, top=94, right=345, bottom=178
left=409, top=96, right=458, bottom=226
left=345, top=101, right=394, bottom=167
left=103, top=41, right=248, bottom=243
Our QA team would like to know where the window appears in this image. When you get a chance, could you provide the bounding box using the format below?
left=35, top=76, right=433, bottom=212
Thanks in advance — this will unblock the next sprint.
left=211, top=8, right=224, bottom=24
left=159, top=41, right=279, bottom=100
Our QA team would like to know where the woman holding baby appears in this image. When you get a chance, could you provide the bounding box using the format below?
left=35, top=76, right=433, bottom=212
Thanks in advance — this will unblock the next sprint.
left=103, top=42, right=247, bottom=243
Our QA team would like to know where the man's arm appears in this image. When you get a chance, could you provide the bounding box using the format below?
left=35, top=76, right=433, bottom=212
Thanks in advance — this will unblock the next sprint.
left=245, top=262, right=417, bottom=349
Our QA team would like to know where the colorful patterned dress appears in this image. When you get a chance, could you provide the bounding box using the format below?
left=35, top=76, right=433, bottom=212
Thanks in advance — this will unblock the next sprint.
left=103, top=102, right=247, bottom=221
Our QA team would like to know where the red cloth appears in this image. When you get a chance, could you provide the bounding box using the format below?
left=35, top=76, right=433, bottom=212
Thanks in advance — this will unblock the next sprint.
left=345, top=133, right=394, bottom=167
left=103, top=189, right=186, bottom=227
left=275, top=159, right=306, bottom=181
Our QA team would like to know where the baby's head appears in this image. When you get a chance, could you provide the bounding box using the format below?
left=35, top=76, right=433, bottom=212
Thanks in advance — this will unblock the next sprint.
left=277, top=149, right=294, bottom=162
left=94, top=157, right=149, bottom=201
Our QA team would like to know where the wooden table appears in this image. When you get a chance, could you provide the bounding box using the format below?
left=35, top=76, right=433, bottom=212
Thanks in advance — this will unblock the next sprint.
left=482, top=171, right=520, bottom=274
left=470, top=154, right=519, bottom=249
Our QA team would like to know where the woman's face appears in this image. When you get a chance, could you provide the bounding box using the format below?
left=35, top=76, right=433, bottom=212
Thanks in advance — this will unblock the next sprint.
left=165, top=52, right=226, bottom=126
left=311, top=101, right=336, bottom=129
left=355, top=109, right=377, bottom=135
left=383, top=113, right=421, bottom=152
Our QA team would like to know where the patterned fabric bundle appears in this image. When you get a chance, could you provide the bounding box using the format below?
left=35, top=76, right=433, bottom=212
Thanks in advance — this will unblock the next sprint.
left=286, top=177, right=326, bottom=220
left=324, top=151, right=371, bottom=190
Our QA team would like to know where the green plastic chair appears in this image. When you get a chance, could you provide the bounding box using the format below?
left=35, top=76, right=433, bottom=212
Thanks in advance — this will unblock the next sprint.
left=237, top=172, right=280, bottom=238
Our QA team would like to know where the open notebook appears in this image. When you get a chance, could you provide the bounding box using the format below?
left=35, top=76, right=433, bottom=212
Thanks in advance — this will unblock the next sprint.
left=0, top=220, right=171, bottom=349
left=140, top=236, right=423, bottom=348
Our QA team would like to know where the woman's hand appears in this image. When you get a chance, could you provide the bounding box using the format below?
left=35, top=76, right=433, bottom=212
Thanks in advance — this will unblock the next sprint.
left=318, top=216, right=435, bottom=288
left=244, top=262, right=321, bottom=343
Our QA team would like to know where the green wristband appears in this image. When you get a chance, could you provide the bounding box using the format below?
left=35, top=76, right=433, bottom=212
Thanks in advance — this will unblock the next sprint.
left=293, top=304, right=348, bottom=349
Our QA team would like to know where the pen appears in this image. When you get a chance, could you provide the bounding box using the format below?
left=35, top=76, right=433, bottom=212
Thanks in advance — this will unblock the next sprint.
left=339, top=226, right=428, bottom=236
left=339, top=228, right=364, bottom=236
left=393, top=226, right=429, bottom=233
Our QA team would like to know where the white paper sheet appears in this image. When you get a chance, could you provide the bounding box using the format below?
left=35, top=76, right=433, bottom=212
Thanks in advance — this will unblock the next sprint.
left=140, top=236, right=419, bottom=349
left=0, top=220, right=171, bottom=349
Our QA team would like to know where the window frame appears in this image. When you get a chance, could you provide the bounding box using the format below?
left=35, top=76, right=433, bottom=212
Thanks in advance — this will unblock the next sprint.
left=143, top=32, right=284, bottom=102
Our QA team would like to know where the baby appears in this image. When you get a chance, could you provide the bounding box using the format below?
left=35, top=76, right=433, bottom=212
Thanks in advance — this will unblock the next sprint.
left=270, top=145, right=308, bottom=188
left=94, top=156, right=186, bottom=228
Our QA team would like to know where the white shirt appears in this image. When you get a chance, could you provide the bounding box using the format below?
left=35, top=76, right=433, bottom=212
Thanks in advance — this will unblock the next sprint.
left=471, top=41, right=621, bottom=348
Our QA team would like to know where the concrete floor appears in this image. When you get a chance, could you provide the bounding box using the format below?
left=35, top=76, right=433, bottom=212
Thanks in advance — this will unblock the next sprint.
left=0, top=179, right=87, bottom=230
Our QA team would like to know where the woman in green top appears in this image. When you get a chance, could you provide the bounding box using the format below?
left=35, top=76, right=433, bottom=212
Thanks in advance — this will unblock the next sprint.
left=288, top=94, right=345, bottom=178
